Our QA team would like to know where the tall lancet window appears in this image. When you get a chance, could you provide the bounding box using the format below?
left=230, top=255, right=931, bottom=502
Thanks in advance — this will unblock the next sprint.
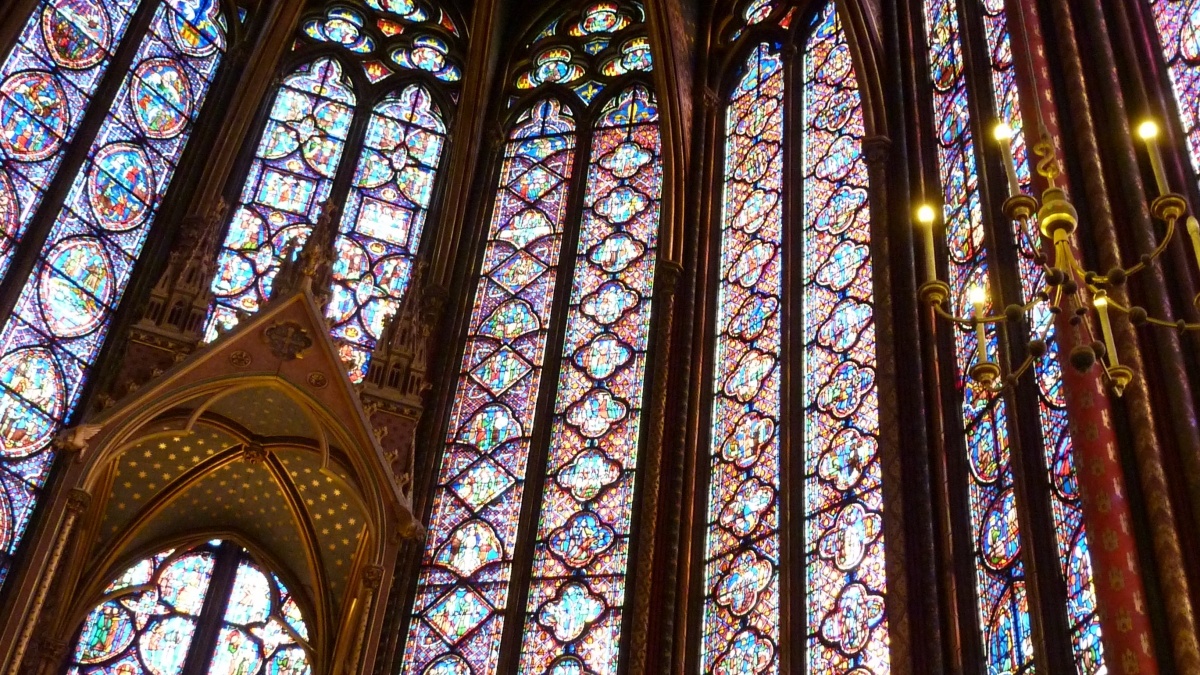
left=0, top=0, right=235, bottom=586
left=400, top=3, right=663, bottom=674
left=700, top=3, right=889, bottom=672
left=206, top=0, right=463, bottom=380
left=1148, top=0, right=1200, bottom=187
left=922, top=0, right=1103, bottom=671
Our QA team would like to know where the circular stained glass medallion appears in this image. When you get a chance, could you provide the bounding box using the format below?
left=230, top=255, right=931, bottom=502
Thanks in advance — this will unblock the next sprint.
left=0, top=70, right=69, bottom=161
left=88, top=143, right=154, bottom=230
left=131, top=58, right=192, bottom=139
left=168, top=0, right=225, bottom=57
left=0, top=346, right=65, bottom=458
left=42, top=0, right=111, bottom=69
left=39, top=237, right=114, bottom=337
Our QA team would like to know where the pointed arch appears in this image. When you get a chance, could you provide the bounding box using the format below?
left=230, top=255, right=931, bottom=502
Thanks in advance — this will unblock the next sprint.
left=399, top=96, right=579, bottom=675
left=206, top=57, right=357, bottom=338
left=0, top=0, right=230, bottom=586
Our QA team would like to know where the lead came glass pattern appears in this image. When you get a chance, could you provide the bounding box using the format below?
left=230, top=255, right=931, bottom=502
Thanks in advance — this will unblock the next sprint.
left=206, top=58, right=355, bottom=338
left=701, top=43, right=784, bottom=675
left=68, top=542, right=313, bottom=675
left=0, top=0, right=145, bottom=281
left=0, top=0, right=226, bottom=586
left=978, top=0, right=1104, bottom=670
left=329, top=84, right=447, bottom=381
left=922, top=1, right=1035, bottom=671
left=1148, top=0, right=1200, bottom=190
left=400, top=100, right=577, bottom=675
left=802, top=6, right=889, bottom=672
left=207, top=556, right=312, bottom=675
left=517, top=85, right=662, bottom=674
left=69, top=548, right=216, bottom=675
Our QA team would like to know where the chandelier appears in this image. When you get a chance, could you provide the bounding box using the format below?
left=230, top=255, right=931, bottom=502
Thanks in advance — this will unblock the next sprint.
left=916, top=120, right=1198, bottom=397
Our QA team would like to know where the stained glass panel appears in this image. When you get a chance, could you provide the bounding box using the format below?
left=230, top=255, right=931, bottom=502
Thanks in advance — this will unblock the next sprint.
left=207, top=557, right=312, bottom=675
left=1149, top=0, right=1200, bottom=190
left=69, top=549, right=216, bottom=675
left=979, top=0, right=1104, bottom=670
left=400, top=100, right=577, bottom=675
left=701, top=43, right=783, bottom=675
left=516, top=85, right=661, bottom=674
left=329, top=84, right=446, bottom=380
left=802, top=6, right=889, bottom=672
left=922, top=0, right=1035, bottom=672
left=0, top=0, right=226, bottom=585
left=0, top=0, right=145, bottom=281
left=206, top=58, right=355, bottom=338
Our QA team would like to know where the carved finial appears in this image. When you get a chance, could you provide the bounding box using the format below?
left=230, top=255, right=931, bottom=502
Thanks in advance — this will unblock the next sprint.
left=270, top=201, right=339, bottom=306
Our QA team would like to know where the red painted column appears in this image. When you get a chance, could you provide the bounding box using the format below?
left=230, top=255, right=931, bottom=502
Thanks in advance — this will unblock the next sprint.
left=1005, top=0, right=1160, bottom=671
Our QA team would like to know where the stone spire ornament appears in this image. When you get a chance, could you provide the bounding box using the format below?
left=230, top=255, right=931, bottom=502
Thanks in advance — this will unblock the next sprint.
left=271, top=200, right=340, bottom=310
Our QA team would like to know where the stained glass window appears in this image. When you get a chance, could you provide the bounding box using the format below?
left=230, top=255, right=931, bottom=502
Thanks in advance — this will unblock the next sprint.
left=978, top=0, right=1104, bottom=670
left=801, top=5, right=889, bottom=671
left=401, top=97, right=578, bottom=675
left=0, top=0, right=227, bottom=586
left=401, top=3, right=662, bottom=672
left=206, top=58, right=356, bottom=338
left=1149, top=0, right=1200, bottom=188
left=516, top=85, right=661, bottom=673
left=0, top=0, right=145, bottom=281
left=68, top=541, right=312, bottom=675
left=922, top=0, right=1035, bottom=671
left=329, top=84, right=447, bottom=380
left=701, top=42, right=785, bottom=675
left=208, top=1, right=463, bottom=377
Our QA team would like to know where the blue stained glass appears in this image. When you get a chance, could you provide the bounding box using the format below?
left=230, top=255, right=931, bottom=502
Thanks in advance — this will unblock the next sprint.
left=802, top=5, right=889, bottom=672
left=206, top=58, right=355, bottom=338
left=517, top=86, right=662, bottom=674
left=329, top=84, right=447, bottom=379
left=0, top=0, right=145, bottom=282
left=702, top=42, right=784, bottom=675
left=400, top=99, right=577, bottom=675
left=978, top=0, right=1104, bottom=670
left=922, top=0, right=1035, bottom=672
left=0, top=0, right=226, bottom=587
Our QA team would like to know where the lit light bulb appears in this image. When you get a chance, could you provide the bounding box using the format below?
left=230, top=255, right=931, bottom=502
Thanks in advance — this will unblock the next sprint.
left=993, top=122, right=1014, bottom=141
left=917, top=204, right=936, bottom=224
left=1093, top=293, right=1109, bottom=309
left=1137, top=119, right=1170, bottom=195
left=1137, top=120, right=1160, bottom=140
left=968, top=285, right=988, bottom=306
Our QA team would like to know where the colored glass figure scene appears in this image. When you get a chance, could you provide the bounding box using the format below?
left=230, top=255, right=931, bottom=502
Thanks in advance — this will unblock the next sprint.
left=1149, top=0, right=1200, bottom=190
left=329, top=84, right=447, bottom=380
left=701, top=42, right=784, bottom=675
left=923, top=0, right=1035, bottom=672
left=513, top=1, right=649, bottom=106
left=207, top=58, right=354, bottom=339
left=979, top=0, right=1104, bottom=670
left=0, top=0, right=227, bottom=586
left=0, top=0, right=144, bottom=281
left=295, top=0, right=464, bottom=83
left=517, top=85, right=662, bottom=674
left=400, top=99, right=577, bottom=675
left=802, top=5, right=889, bottom=672
left=69, top=542, right=311, bottom=675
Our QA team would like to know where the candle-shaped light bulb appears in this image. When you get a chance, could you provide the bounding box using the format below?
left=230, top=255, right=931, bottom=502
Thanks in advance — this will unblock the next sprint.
left=969, top=285, right=989, bottom=365
left=917, top=205, right=938, bottom=284
left=1093, top=291, right=1119, bottom=368
left=1186, top=216, right=1200, bottom=274
left=1137, top=119, right=1170, bottom=196
left=994, top=122, right=1021, bottom=198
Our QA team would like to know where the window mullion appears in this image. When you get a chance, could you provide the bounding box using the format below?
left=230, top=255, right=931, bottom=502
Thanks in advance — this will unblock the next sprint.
left=181, top=541, right=243, bottom=675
